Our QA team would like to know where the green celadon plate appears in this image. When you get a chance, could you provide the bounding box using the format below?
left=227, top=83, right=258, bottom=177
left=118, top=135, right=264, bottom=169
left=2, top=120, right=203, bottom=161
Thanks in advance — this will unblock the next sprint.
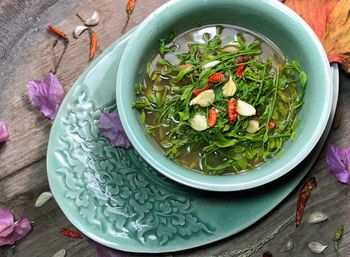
left=46, top=32, right=338, bottom=253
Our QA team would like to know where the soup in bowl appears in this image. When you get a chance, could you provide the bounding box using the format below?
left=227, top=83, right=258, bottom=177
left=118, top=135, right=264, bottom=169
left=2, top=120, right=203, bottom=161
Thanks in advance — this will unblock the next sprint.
left=116, top=0, right=332, bottom=191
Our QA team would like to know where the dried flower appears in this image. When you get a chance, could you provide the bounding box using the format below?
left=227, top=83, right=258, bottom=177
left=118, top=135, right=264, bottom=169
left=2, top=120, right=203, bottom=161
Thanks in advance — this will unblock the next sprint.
left=0, top=121, right=9, bottom=143
left=308, top=241, right=327, bottom=254
left=333, top=224, right=344, bottom=250
left=99, top=112, right=131, bottom=148
left=306, top=211, right=329, bottom=224
left=326, top=144, right=350, bottom=184
left=88, top=239, right=128, bottom=257
left=28, top=73, right=65, bottom=120
left=34, top=191, right=53, bottom=207
left=0, top=207, right=32, bottom=246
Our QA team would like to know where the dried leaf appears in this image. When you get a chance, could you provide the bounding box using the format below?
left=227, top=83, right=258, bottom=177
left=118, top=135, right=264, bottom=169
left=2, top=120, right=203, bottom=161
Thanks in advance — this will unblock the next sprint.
left=284, top=0, right=350, bottom=73
left=35, top=192, right=53, bottom=207
left=53, top=249, right=66, bottom=257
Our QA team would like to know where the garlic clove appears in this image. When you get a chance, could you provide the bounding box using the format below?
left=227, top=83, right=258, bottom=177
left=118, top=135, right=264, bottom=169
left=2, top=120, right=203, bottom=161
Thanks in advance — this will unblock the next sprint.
left=246, top=120, right=259, bottom=133
left=237, top=100, right=256, bottom=116
left=190, top=113, right=209, bottom=131
left=190, top=89, right=215, bottom=107
left=202, top=60, right=220, bottom=69
left=86, top=11, right=100, bottom=26
left=73, top=25, right=88, bottom=39
left=223, top=46, right=238, bottom=53
left=53, top=249, right=66, bottom=257
left=308, top=242, right=327, bottom=254
left=306, top=211, right=329, bottom=224
left=35, top=191, right=53, bottom=207
left=222, top=75, right=236, bottom=97
left=280, top=238, right=294, bottom=252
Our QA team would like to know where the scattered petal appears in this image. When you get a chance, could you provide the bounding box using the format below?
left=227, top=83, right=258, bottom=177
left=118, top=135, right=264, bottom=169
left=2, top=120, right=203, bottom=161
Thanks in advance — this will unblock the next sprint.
left=326, top=144, right=350, bottom=184
left=237, top=100, right=256, bottom=116
left=99, top=112, right=131, bottom=148
left=190, top=113, right=209, bottom=131
left=246, top=120, right=260, bottom=133
left=308, top=241, right=327, bottom=254
left=73, top=25, right=88, bottom=38
left=306, top=211, right=329, bottom=224
left=0, top=208, right=32, bottom=246
left=0, top=121, right=9, bottom=143
left=53, top=249, right=66, bottom=257
left=280, top=238, right=294, bottom=252
left=222, top=75, right=236, bottom=97
left=28, top=73, right=65, bottom=120
left=35, top=192, right=53, bottom=207
left=88, top=239, right=128, bottom=257
left=202, top=60, right=221, bottom=69
left=190, top=89, right=215, bottom=107
left=86, top=11, right=100, bottom=26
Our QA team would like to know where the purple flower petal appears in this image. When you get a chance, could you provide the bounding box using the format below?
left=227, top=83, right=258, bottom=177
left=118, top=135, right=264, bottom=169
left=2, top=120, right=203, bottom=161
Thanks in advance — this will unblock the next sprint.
left=28, top=73, right=64, bottom=120
left=0, top=208, right=32, bottom=246
left=326, top=144, right=350, bottom=184
left=99, top=112, right=131, bottom=148
left=0, top=121, right=9, bottom=143
left=0, top=208, right=14, bottom=237
left=87, top=239, right=128, bottom=257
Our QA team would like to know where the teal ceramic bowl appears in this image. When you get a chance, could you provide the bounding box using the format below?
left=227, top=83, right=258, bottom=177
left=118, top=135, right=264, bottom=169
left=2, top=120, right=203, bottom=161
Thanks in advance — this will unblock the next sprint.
left=116, top=0, right=332, bottom=191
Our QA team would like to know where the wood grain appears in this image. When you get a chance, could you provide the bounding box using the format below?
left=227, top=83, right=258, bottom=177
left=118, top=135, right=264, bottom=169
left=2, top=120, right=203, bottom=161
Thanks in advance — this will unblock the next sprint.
left=0, top=0, right=349, bottom=256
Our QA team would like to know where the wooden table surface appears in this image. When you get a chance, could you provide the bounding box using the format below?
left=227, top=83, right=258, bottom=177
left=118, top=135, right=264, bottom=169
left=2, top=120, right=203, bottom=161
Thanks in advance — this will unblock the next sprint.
left=0, top=0, right=349, bottom=256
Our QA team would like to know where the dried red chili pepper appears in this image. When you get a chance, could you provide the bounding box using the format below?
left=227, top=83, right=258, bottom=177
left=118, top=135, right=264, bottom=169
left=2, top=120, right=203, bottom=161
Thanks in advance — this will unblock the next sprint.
left=295, top=177, right=317, bottom=227
left=236, top=55, right=250, bottom=64
left=208, top=72, right=224, bottom=83
left=192, top=85, right=211, bottom=96
left=236, top=64, right=245, bottom=77
left=89, top=30, right=98, bottom=61
left=122, top=0, right=137, bottom=33
left=47, top=25, right=69, bottom=43
left=268, top=120, right=276, bottom=129
left=228, top=98, right=238, bottom=124
left=60, top=227, right=82, bottom=239
left=208, top=107, right=217, bottom=127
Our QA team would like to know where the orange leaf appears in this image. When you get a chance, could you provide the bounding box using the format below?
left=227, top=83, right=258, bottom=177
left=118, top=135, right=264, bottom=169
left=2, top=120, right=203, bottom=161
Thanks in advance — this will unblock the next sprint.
left=285, top=0, right=350, bottom=73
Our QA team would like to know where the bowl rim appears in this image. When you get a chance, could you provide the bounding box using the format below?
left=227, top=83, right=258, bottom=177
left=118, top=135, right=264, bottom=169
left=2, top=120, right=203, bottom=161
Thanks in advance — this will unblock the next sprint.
left=116, top=0, right=332, bottom=191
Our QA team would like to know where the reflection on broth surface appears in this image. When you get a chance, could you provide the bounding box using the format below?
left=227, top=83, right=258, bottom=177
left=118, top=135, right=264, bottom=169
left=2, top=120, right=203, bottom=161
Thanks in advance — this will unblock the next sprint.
left=133, top=25, right=307, bottom=175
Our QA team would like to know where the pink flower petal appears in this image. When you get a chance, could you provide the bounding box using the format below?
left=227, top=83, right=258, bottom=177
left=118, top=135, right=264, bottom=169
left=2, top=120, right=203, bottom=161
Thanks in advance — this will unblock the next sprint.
left=99, top=112, right=131, bottom=148
left=0, top=121, right=9, bottom=143
left=28, top=73, right=65, bottom=120
left=0, top=208, right=32, bottom=246
left=0, top=208, right=15, bottom=237
left=326, top=144, right=350, bottom=184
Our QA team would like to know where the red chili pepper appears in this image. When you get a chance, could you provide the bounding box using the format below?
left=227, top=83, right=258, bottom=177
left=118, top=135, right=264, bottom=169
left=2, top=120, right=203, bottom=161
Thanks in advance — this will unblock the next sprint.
left=236, top=64, right=245, bottom=77
left=228, top=98, right=238, bottom=124
left=208, top=72, right=224, bottom=83
left=268, top=120, right=276, bottom=129
left=47, top=25, right=69, bottom=43
left=295, top=177, right=317, bottom=227
left=60, top=227, right=82, bottom=239
left=208, top=107, right=217, bottom=127
left=192, top=85, right=211, bottom=96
